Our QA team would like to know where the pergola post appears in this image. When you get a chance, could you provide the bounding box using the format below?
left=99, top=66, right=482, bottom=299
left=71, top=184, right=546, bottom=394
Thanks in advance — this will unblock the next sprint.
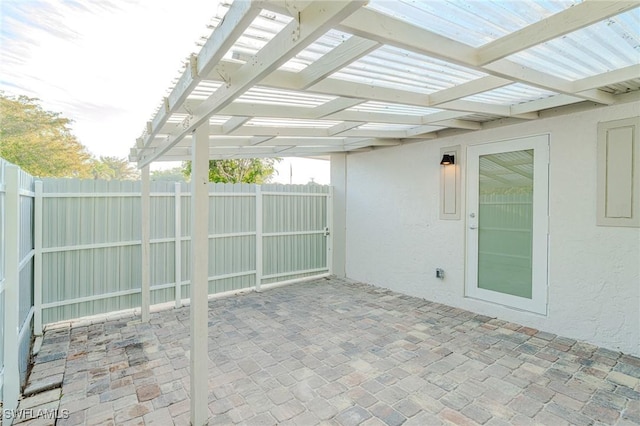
left=190, top=122, right=210, bottom=426
left=141, top=165, right=151, bottom=322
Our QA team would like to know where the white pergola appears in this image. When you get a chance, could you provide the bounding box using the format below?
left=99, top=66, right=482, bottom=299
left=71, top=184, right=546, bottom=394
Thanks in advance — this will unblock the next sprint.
left=130, top=1, right=640, bottom=424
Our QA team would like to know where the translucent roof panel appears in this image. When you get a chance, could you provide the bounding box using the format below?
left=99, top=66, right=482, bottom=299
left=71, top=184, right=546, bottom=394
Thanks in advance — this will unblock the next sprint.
left=358, top=123, right=416, bottom=131
left=237, top=86, right=336, bottom=107
left=245, top=118, right=341, bottom=128
left=217, top=6, right=293, bottom=64
left=464, top=84, right=557, bottom=106
left=367, top=0, right=579, bottom=48
left=508, top=9, right=640, bottom=80
left=280, top=30, right=353, bottom=72
left=347, top=102, right=442, bottom=116
left=217, top=3, right=352, bottom=73
left=333, top=45, right=486, bottom=93
left=190, top=81, right=223, bottom=100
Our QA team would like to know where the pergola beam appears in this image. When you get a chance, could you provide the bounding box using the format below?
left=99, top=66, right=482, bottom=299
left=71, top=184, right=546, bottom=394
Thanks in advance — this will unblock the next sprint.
left=312, top=97, right=366, bottom=117
left=297, top=36, right=380, bottom=89
left=572, top=64, right=640, bottom=93
left=428, top=75, right=513, bottom=106
left=144, top=0, right=262, bottom=148
left=139, top=0, right=368, bottom=167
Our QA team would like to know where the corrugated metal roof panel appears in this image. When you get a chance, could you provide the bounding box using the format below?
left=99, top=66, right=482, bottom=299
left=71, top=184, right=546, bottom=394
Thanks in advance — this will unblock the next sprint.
left=348, top=101, right=442, bottom=116
left=238, top=86, right=336, bottom=107
left=508, top=8, right=640, bottom=80
left=367, top=0, right=579, bottom=47
left=358, top=122, right=415, bottom=131
left=333, top=45, right=486, bottom=94
left=464, top=83, right=557, bottom=106
left=246, top=118, right=340, bottom=128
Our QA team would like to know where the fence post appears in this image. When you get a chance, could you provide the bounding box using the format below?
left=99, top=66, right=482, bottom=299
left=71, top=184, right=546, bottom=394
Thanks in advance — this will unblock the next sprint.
left=3, top=165, right=21, bottom=421
left=255, top=185, right=262, bottom=292
left=174, top=182, right=182, bottom=308
left=327, top=187, right=333, bottom=275
left=34, top=181, right=43, bottom=336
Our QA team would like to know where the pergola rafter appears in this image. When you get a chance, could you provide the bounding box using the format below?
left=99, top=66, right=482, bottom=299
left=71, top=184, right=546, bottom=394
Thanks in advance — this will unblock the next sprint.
left=132, top=0, right=639, bottom=165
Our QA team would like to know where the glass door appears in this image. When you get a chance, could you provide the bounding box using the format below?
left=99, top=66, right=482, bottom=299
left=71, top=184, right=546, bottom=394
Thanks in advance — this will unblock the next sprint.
left=466, top=135, right=549, bottom=314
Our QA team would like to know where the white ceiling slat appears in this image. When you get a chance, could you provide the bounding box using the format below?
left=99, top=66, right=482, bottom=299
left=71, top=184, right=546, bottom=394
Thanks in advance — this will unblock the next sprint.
left=346, top=138, right=401, bottom=147
left=222, top=116, right=250, bottom=134
left=428, top=76, right=513, bottom=106
left=433, top=119, right=483, bottom=130
left=220, top=103, right=315, bottom=120
left=312, top=97, right=366, bottom=117
left=403, top=125, right=443, bottom=138
left=572, top=64, right=640, bottom=93
left=477, top=1, right=640, bottom=66
left=485, top=60, right=617, bottom=105
left=224, top=125, right=419, bottom=139
left=311, top=78, right=429, bottom=107
left=328, top=121, right=365, bottom=136
left=420, top=111, right=472, bottom=124
left=139, top=0, right=368, bottom=167
left=437, top=100, right=510, bottom=117
left=297, top=36, right=381, bottom=89
left=325, top=110, right=422, bottom=125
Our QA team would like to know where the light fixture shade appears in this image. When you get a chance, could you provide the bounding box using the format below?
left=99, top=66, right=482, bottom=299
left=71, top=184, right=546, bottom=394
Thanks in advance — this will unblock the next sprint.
left=440, top=154, right=455, bottom=165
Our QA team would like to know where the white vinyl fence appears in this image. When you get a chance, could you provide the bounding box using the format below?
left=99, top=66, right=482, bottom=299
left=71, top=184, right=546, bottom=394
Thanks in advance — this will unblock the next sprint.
left=38, top=179, right=331, bottom=325
left=1, top=169, right=331, bottom=409
left=0, top=160, right=35, bottom=414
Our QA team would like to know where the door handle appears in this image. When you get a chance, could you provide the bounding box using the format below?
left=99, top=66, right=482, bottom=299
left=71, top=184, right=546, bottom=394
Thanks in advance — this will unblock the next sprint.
left=469, top=225, right=478, bottom=230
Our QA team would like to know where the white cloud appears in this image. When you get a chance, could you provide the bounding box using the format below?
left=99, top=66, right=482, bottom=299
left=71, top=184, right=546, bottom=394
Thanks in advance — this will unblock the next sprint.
left=0, top=0, right=217, bottom=158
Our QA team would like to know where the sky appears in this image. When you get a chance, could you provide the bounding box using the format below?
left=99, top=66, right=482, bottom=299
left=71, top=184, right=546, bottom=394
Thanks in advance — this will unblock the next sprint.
left=0, top=0, right=329, bottom=184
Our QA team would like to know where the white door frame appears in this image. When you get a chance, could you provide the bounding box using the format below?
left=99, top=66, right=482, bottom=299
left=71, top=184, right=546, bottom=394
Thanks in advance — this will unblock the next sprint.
left=466, top=134, right=549, bottom=315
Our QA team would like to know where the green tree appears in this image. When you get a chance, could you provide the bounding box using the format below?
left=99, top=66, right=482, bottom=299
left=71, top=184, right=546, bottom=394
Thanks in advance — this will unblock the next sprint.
left=90, top=156, right=139, bottom=180
left=183, top=158, right=280, bottom=184
left=0, top=92, right=92, bottom=177
left=151, top=167, right=186, bottom=182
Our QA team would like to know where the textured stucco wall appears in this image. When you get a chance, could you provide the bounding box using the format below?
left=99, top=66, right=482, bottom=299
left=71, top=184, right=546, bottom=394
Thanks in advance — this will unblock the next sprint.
left=341, top=101, right=640, bottom=356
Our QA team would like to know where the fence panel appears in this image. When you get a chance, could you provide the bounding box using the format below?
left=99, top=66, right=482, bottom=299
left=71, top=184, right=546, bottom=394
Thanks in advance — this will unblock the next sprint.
left=18, top=169, right=35, bottom=391
left=262, top=184, right=329, bottom=284
left=0, top=159, right=35, bottom=410
left=0, top=160, right=6, bottom=401
left=41, top=179, right=143, bottom=324
left=40, top=180, right=330, bottom=324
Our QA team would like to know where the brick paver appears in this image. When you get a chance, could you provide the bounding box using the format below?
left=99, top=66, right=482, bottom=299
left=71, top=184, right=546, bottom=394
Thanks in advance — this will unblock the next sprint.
left=21, top=278, right=640, bottom=425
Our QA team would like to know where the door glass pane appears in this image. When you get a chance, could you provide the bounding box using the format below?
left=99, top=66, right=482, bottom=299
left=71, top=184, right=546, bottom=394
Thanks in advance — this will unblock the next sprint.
left=478, top=149, right=534, bottom=299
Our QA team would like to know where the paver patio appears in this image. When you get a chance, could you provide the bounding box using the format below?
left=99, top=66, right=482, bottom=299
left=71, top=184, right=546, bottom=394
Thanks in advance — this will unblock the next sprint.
left=19, top=278, right=640, bottom=425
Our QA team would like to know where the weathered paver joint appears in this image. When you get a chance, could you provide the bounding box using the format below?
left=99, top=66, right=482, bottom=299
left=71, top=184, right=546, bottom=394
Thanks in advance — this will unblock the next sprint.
left=25, top=278, right=640, bottom=425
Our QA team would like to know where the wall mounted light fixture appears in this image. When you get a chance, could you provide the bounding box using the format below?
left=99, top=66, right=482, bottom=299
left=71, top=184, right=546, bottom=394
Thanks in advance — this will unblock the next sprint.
left=440, top=154, right=455, bottom=165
